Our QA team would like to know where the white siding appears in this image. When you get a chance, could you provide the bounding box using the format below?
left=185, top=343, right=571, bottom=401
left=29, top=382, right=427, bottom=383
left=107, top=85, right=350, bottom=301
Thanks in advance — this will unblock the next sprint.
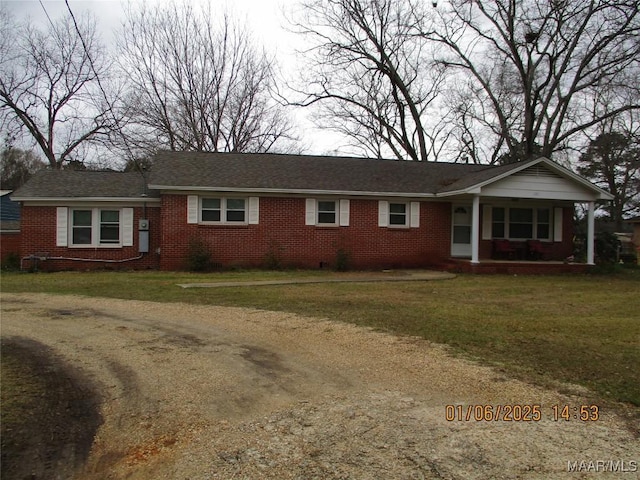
left=481, top=166, right=597, bottom=201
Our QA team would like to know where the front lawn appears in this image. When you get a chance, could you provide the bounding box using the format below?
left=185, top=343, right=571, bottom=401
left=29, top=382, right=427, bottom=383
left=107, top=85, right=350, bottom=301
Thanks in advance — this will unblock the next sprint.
left=2, top=269, right=638, bottom=408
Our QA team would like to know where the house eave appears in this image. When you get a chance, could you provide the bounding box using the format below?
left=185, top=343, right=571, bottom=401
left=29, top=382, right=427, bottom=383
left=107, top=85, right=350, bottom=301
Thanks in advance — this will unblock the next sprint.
left=12, top=196, right=162, bottom=204
left=464, top=158, right=614, bottom=201
left=436, top=188, right=482, bottom=197
left=147, top=184, right=438, bottom=199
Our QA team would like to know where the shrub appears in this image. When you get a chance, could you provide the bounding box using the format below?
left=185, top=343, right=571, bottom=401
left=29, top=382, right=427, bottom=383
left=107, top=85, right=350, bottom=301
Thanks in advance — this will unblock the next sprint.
left=1, top=253, right=21, bottom=271
left=595, top=232, right=621, bottom=265
left=186, top=238, right=214, bottom=272
left=263, top=241, right=284, bottom=270
left=335, top=248, right=350, bottom=272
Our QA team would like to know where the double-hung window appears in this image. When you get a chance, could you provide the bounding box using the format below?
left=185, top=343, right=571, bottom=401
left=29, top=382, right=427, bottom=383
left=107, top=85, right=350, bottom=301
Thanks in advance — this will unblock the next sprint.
left=72, top=210, right=93, bottom=245
left=491, top=207, right=505, bottom=238
left=305, top=199, right=349, bottom=226
left=389, top=203, right=408, bottom=226
left=201, top=199, right=221, bottom=222
left=317, top=201, right=337, bottom=225
left=226, top=199, right=246, bottom=222
left=509, top=208, right=534, bottom=239
left=489, top=206, right=552, bottom=240
left=200, top=198, right=247, bottom=224
left=536, top=208, right=550, bottom=240
left=100, top=210, right=120, bottom=244
left=378, top=201, right=419, bottom=228
left=69, top=208, right=122, bottom=246
left=188, top=196, right=258, bottom=225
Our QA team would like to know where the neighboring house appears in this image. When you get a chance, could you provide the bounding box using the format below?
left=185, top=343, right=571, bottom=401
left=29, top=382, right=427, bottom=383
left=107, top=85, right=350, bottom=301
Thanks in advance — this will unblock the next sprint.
left=11, top=152, right=613, bottom=273
left=1, top=191, right=21, bottom=264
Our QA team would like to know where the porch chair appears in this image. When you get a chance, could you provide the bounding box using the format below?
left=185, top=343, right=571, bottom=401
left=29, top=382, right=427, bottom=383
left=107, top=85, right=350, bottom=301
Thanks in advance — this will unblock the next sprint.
left=492, top=239, right=517, bottom=260
left=527, top=240, right=551, bottom=261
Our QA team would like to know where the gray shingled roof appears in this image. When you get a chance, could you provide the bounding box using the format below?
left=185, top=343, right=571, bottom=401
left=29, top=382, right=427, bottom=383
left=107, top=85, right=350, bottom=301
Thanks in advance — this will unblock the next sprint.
left=11, top=170, right=156, bottom=200
left=147, top=151, right=498, bottom=195
left=13, top=153, right=603, bottom=201
left=436, top=159, right=538, bottom=193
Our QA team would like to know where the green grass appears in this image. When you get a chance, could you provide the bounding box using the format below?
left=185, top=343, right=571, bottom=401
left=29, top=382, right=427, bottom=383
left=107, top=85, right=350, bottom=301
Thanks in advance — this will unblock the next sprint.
left=2, top=269, right=639, bottom=408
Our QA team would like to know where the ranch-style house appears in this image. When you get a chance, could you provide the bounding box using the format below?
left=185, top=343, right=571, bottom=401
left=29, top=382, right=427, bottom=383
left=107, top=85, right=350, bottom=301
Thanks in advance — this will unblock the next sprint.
left=10, top=151, right=613, bottom=273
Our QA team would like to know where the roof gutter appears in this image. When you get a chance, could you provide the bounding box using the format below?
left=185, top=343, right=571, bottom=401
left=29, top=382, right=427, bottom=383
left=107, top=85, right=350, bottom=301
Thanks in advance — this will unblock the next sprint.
left=147, top=184, right=439, bottom=199
left=11, top=196, right=162, bottom=203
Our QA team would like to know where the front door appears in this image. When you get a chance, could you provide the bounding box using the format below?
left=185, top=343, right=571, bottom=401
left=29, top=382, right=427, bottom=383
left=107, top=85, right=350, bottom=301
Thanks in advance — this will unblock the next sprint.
left=451, top=205, right=472, bottom=257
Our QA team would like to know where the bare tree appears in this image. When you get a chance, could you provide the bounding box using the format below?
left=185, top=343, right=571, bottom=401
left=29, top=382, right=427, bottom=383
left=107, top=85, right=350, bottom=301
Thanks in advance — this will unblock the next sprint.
left=423, top=0, right=640, bottom=163
left=0, top=8, right=119, bottom=169
left=117, top=2, right=295, bottom=155
left=289, top=0, right=449, bottom=161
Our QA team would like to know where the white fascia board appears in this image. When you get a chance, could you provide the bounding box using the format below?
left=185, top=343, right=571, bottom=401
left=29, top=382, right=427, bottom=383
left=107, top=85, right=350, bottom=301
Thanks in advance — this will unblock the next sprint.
left=14, top=197, right=161, bottom=205
left=149, top=185, right=437, bottom=199
left=435, top=187, right=481, bottom=198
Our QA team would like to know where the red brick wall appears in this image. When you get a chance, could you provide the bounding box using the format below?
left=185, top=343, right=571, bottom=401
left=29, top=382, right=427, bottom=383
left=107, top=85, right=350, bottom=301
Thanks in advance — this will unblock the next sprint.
left=1, top=232, right=21, bottom=262
left=20, top=205, right=161, bottom=271
left=159, top=195, right=453, bottom=270
left=19, top=198, right=579, bottom=272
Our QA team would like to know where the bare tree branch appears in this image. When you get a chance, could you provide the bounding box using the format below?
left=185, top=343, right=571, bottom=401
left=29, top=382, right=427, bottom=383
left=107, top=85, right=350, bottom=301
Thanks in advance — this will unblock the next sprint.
left=288, top=0, right=447, bottom=161
left=0, top=8, right=119, bottom=169
left=116, top=2, right=296, bottom=156
left=424, top=0, right=640, bottom=163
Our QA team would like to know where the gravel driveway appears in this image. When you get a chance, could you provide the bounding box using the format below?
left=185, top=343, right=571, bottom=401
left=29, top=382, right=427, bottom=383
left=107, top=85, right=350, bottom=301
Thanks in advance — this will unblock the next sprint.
left=1, top=292, right=638, bottom=479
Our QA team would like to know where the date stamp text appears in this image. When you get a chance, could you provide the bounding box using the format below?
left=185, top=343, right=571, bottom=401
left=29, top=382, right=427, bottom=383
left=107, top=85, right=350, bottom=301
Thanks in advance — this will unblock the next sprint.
left=444, top=404, right=600, bottom=422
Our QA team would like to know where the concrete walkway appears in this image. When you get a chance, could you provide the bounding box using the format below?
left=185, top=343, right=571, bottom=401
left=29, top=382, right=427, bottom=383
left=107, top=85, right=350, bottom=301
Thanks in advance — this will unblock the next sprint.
left=178, top=270, right=456, bottom=288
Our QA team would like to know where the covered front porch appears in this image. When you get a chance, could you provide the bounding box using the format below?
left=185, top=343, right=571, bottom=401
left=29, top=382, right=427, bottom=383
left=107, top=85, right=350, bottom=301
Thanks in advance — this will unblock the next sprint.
left=443, top=158, right=613, bottom=269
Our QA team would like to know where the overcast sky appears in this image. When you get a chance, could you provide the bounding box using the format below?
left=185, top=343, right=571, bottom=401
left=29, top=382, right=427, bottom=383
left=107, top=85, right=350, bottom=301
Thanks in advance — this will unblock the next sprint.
left=2, top=0, right=349, bottom=156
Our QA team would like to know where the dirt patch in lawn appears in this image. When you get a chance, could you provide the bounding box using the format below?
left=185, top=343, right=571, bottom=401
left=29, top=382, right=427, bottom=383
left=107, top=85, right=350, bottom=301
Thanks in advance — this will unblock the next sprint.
left=1, top=292, right=638, bottom=479
left=1, top=336, right=102, bottom=480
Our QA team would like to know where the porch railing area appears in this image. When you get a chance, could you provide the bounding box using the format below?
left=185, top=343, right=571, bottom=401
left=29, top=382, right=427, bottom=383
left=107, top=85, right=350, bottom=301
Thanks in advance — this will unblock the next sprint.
left=491, top=239, right=556, bottom=261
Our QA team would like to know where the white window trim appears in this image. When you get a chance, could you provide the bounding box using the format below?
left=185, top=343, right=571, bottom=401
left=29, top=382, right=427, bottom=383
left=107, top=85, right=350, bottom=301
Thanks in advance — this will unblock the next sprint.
left=193, top=196, right=259, bottom=225
left=63, top=207, right=133, bottom=248
left=379, top=201, right=419, bottom=228
left=389, top=202, right=409, bottom=227
left=316, top=200, right=338, bottom=226
left=488, top=205, right=555, bottom=241
left=306, top=198, right=350, bottom=227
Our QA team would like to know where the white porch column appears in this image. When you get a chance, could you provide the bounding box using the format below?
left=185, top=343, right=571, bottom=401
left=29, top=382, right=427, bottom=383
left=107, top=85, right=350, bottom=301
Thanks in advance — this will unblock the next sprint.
left=471, top=195, right=480, bottom=264
left=587, top=201, right=595, bottom=265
